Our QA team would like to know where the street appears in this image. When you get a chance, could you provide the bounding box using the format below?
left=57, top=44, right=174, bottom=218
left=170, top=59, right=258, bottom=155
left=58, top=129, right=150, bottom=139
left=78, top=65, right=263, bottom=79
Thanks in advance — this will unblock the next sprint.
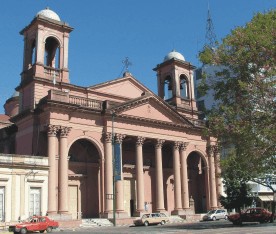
left=57, top=220, right=276, bottom=234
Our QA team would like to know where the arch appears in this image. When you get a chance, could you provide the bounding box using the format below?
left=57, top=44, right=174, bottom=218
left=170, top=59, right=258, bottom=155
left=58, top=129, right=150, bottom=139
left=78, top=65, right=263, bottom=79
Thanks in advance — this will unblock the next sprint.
left=68, top=138, right=102, bottom=218
left=179, top=74, right=189, bottom=99
left=187, top=150, right=208, bottom=213
left=163, top=75, right=173, bottom=100
left=43, top=36, right=61, bottom=68
left=165, top=175, right=174, bottom=214
left=68, top=135, right=104, bottom=160
left=31, top=39, right=36, bottom=65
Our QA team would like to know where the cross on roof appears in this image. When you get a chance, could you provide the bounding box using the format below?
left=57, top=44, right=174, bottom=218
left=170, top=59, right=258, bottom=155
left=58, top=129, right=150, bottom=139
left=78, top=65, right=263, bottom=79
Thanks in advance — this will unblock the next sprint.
left=122, top=57, right=132, bottom=72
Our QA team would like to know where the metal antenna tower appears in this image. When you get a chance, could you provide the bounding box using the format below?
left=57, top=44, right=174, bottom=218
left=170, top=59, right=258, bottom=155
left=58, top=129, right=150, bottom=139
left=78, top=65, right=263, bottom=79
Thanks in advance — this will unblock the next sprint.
left=205, top=2, right=217, bottom=49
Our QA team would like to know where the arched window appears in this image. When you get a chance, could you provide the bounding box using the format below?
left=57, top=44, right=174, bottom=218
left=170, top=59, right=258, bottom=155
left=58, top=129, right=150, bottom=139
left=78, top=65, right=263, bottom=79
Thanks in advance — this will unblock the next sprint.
left=164, top=75, right=173, bottom=100
left=31, top=40, right=36, bottom=65
left=44, top=37, right=60, bottom=68
left=180, top=74, right=189, bottom=99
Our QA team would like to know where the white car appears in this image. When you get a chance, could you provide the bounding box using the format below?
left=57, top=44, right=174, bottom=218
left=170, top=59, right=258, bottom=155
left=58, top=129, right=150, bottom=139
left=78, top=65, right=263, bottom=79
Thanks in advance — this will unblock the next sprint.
left=203, top=209, right=228, bottom=221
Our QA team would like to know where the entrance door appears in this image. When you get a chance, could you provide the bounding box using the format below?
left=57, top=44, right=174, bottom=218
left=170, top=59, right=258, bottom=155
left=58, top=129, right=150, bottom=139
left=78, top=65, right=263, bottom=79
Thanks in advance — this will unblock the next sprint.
left=29, top=188, right=41, bottom=216
left=0, top=187, right=4, bottom=221
left=124, top=179, right=136, bottom=216
left=68, top=185, right=78, bottom=219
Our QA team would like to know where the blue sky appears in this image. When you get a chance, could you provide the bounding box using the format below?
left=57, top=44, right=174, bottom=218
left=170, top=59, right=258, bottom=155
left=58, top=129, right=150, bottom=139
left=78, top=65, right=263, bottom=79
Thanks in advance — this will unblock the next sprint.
left=0, top=0, right=275, bottom=113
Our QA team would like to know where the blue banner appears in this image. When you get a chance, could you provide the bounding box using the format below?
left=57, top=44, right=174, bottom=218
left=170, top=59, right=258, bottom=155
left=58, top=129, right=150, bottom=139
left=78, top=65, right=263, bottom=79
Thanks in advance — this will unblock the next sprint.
left=114, top=143, right=121, bottom=181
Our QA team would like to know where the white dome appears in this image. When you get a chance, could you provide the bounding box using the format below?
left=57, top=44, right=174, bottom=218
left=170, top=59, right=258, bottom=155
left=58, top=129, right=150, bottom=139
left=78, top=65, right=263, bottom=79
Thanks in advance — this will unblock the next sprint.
left=164, top=50, right=185, bottom=62
left=36, top=7, right=61, bottom=21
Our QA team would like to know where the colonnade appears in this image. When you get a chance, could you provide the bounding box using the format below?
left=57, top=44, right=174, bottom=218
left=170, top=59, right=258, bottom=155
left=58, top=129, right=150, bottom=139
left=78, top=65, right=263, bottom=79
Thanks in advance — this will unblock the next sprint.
left=104, top=133, right=219, bottom=217
left=46, top=124, right=219, bottom=217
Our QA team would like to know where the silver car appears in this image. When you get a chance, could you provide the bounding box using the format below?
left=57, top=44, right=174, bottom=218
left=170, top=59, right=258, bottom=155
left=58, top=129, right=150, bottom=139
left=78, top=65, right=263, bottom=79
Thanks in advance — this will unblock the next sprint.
left=203, top=209, right=228, bottom=221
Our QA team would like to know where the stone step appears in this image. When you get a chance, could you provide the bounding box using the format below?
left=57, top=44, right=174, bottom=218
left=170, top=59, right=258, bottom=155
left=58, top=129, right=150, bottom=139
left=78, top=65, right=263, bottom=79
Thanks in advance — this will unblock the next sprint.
left=81, top=218, right=113, bottom=227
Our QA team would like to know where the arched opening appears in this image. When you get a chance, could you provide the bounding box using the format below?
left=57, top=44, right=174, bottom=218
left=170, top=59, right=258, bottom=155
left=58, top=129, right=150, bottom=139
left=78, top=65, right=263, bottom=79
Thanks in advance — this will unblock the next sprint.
left=162, top=144, right=174, bottom=213
left=180, top=74, right=189, bottom=99
left=44, top=37, right=60, bottom=68
left=187, top=151, right=207, bottom=213
left=68, top=139, right=100, bottom=219
left=164, top=76, right=173, bottom=100
left=31, top=40, right=36, bottom=66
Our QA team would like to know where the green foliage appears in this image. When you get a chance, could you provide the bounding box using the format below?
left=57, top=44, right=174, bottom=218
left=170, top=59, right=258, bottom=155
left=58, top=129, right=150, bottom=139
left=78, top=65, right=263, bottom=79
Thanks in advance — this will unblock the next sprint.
left=219, top=152, right=252, bottom=211
left=200, top=9, right=276, bottom=178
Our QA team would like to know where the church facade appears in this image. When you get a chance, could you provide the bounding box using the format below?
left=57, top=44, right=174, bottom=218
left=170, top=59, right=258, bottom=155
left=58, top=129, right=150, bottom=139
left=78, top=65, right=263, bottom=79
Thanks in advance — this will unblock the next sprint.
left=0, top=8, right=221, bottom=222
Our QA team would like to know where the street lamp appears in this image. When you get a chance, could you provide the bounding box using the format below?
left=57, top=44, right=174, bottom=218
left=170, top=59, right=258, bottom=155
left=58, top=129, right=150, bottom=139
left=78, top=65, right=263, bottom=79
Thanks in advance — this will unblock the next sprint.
left=112, top=112, right=116, bottom=227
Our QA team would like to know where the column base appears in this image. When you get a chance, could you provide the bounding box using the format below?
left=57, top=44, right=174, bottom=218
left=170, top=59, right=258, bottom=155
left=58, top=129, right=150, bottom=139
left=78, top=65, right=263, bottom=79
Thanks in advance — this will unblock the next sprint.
left=102, top=211, right=129, bottom=219
left=171, top=209, right=185, bottom=215
left=134, top=210, right=146, bottom=217
left=181, top=208, right=194, bottom=215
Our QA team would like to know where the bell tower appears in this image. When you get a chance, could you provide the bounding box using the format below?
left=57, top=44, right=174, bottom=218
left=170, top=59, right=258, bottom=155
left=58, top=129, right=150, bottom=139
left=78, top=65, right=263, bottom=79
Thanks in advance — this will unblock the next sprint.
left=153, top=50, right=198, bottom=118
left=18, top=8, right=73, bottom=111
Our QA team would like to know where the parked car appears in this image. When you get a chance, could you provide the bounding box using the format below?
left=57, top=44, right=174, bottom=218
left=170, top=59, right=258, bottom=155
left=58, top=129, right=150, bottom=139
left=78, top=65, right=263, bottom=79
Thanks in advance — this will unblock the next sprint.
left=133, top=213, right=169, bottom=226
left=202, top=209, right=228, bottom=221
left=228, top=207, right=272, bottom=225
left=9, top=215, right=59, bottom=234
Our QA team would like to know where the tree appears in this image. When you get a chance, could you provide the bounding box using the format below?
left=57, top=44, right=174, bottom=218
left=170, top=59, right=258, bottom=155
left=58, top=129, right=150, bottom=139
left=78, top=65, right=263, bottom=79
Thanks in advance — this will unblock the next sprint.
left=199, top=10, right=276, bottom=218
left=219, top=152, right=252, bottom=212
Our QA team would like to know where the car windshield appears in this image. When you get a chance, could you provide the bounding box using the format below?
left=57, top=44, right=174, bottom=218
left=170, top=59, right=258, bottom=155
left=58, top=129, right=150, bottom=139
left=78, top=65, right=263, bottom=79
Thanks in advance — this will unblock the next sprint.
left=207, top=210, right=216, bottom=214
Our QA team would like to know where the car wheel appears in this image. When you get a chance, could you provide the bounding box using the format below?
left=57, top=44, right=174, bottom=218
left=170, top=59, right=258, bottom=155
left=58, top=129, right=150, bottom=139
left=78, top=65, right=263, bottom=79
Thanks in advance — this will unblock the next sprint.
left=144, top=221, right=149, bottom=226
left=212, top=216, right=216, bottom=221
left=160, top=220, right=165, bottom=225
left=20, top=228, right=27, bottom=234
left=40, top=231, right=45, bottom=233
left=46, top=226, right=53, bottom=233
left=225, top=215, right=228, bottom=220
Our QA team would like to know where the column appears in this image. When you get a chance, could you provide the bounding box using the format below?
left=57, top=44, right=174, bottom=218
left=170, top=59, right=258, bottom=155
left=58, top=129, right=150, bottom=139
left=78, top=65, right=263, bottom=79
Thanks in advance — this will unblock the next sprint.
left=104, top=133, right=113, bottom=214
left=172, top=141, right=183, bottom=213
left=115, top=133, right=125, bottom=213
left=208, top=145, right=218, bottom=209
left=180, top=142, right=190, bottom=210
left=135, top=136, right=145, bottom=213
left=47, top=125, right=58, bottom=214
left=58, top=126, right=71, bottom=214
left=214, top=147, right=222, bottom=207
left=155, top=139, right=165, bottom=212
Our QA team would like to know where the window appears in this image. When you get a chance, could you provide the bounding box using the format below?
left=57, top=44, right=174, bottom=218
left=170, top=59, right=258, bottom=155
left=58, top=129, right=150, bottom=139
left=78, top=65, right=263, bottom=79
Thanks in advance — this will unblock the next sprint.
left=180, top=74, right=189, bottom=99
left=164, top=76, right=173, bottom=100
left=0, top=187, right=4, bottom=221
left=29, top=188, right=41, bottom=216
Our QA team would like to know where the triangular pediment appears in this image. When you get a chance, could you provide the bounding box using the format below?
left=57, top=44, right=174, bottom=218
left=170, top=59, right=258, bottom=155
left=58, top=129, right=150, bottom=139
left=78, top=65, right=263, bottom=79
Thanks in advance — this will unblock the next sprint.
left=110, top=95, right=192, bottom=126
left=89, top=75, right=152, bottom=99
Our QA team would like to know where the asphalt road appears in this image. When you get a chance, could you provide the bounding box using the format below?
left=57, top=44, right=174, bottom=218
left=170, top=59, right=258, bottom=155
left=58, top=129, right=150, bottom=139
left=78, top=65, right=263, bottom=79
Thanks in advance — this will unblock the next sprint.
left=56, top=220, right=276, bottom=234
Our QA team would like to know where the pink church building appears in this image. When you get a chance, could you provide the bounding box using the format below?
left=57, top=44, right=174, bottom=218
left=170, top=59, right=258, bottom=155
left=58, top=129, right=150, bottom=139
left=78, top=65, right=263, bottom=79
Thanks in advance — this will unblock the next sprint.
left=0, top=8, right=221, bottom=222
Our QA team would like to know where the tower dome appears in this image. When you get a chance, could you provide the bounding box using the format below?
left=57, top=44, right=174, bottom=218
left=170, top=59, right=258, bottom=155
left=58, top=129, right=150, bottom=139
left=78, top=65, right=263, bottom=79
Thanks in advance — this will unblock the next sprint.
left=164, top=50, right=185, bottom=62
left=36, top=7, right=61, bottom=21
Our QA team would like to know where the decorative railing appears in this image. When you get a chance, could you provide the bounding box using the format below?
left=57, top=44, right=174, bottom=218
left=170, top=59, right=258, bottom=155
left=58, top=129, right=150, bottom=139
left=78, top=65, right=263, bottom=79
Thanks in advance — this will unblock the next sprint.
left=69, top=95, right=103, bottom=109
left=48, top=90, right=103, bottom=110
left=44, top=67, right=60, bottom=80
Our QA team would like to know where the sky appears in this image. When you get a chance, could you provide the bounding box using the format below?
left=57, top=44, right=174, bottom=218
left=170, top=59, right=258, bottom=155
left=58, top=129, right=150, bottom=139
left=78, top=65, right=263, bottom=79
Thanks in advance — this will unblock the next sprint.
left=0, top=0, right=275, bottom=113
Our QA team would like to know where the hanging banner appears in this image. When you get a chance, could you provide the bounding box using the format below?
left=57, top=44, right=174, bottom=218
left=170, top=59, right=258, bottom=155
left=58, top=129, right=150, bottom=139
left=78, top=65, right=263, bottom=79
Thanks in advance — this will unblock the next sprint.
left=114, top=143, right=121, bottom=181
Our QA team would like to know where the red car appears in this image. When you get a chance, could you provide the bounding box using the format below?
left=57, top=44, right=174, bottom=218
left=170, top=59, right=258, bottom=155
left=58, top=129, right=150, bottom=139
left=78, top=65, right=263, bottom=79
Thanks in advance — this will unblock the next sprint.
left=9, top=216, right=59, bottom=234
left=228, top=207, right=272, bottom=225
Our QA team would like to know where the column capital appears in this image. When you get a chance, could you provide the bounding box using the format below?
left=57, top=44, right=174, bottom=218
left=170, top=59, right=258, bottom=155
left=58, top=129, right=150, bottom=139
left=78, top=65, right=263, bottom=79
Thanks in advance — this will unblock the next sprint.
left=60, top=126, right=71, bottom=138
left=46, top=124, right=59, bottom=137
left=180, top=142, right=189, bottom=151
left=115, top=133, right=126, bottom=144
left=136, top=136, right=145, bottom=146
left=207, top=145, right=219, bottom=157
left=155, top=139, right=165, bottom=149
left=173, top=141, right=182, bottom=150
left=104, top=132, right=112, bottom=143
